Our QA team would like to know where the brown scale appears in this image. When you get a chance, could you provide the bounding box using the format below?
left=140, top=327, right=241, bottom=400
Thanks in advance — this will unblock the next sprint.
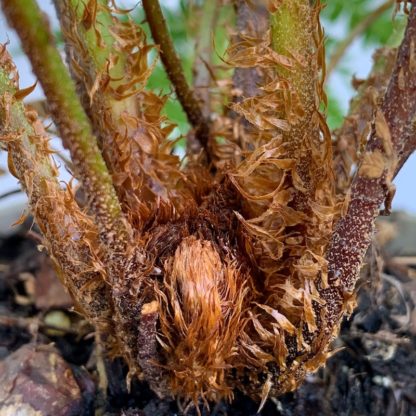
left=2, top=0, right=416, bottom=413
left=123, top=179, right=328, bottom=404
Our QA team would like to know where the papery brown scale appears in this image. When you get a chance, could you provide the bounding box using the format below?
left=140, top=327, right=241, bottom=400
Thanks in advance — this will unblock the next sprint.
left=0, top=48, right=115, bottom=346
left=332, top=48, right=397, bottom=194
left=3, top=0, right=415, bottom=408
left=54, top=0, right=204, bottom=228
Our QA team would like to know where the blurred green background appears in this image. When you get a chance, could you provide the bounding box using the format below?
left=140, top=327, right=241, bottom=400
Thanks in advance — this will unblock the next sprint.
left=1, top=0, right=415, bottom=219
left=133, top=0, right=406, bottom=136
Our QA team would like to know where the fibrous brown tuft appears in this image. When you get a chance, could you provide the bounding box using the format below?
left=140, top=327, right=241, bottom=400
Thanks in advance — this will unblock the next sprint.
left=1, top=0, right=416, bottom=412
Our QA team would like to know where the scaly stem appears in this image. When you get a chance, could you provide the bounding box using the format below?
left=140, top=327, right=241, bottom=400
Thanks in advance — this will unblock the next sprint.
left=65, top=0, right=120, bottom=73
left=55, top=0, right=193, bottom=220
left=230, top=0, right=268, bottom=152
left=142, top=0, right=210, bottom=151
left=333, top=48, right=398, bottom=194
left=53, top=0, right=135, bottom=126
left=193, top=0, right=218, bottom=117
left=186, top=0, right=218, bottom=155
left=270, top=0, right=317, bottom=132
left=233, top=0, right=268, bottom=101
left=0, top=49, right=114, bottom=336
left=270, top=0, right=327, bottom=209
left=1, top=0, right=129, bottom=244
left=325, top=0, right=416, bottom=332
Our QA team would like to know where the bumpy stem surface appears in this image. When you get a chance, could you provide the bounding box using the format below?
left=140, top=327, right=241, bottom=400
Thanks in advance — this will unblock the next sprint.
left=233, top=0, right=268, bottom=100
left=1, top=0, right=128, bottom=245
left=271, top=0, right=317, bottom=117
left=0, top=49, right=114, bottom=338
left=270, top=0, right=328, bottom=207
left=333, top=48, right=397, bottom=193
left=325, top=0, right=416, bottom=331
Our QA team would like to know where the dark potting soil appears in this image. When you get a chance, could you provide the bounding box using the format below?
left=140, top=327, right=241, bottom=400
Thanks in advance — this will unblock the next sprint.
left=0, top=220, right=415, bottom=416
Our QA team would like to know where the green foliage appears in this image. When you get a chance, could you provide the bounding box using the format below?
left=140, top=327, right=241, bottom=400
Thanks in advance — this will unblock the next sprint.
left=135, top=3, right=232, bottom=141
left=325, top=92, right=345, bottom=129
left=323, top=0, right=393, bottom=45
left=147, top=1, right=404, bottom=134
left=29, top=1, right=407, bottom=136
left=132, top=5, right=190, bottom=137
left=322, top=0, right=406, bottom=129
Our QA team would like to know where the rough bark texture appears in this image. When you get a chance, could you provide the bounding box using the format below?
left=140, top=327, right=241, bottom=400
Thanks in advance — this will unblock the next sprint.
left=1, top=0, right=128, bottom=245
left=0, top=0, right=416, bottom=411
left=233, top=0, right=269, bottom=102
left=325, top=0, right=416, bottom=335
left=332, top=48, right=397, bottom=194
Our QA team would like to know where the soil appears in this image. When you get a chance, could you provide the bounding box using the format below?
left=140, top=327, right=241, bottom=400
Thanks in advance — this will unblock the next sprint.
left=0, top=217, right=415, bottom=416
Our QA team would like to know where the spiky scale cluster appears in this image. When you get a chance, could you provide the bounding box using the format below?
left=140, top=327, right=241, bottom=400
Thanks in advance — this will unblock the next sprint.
left=204, top=0, right=343, bottom=399
left=0, top=47, right=113, bottom=339
left=54, top=0, right=205, bottom=228
left=1, top=0, right=415, bottom=412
